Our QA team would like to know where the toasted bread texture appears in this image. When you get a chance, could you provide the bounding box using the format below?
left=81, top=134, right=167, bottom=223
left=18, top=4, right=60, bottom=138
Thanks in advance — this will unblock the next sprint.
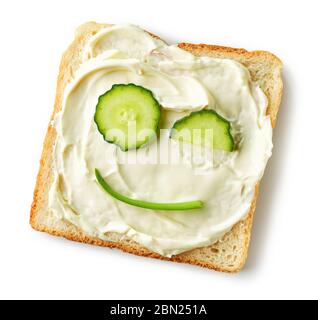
left=30, top=22, right=283, bottom=273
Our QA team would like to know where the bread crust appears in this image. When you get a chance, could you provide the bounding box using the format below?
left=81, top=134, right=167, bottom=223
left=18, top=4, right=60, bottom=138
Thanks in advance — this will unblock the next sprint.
left=30, top=22, right=283, bottom=273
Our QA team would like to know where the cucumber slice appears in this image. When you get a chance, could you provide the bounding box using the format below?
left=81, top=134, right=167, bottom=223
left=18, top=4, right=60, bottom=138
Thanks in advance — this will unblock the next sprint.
left=170, top=110, right=234, bottom=151
left=95, top=169, right=203, bottom=211
left=94, top=84, right=161, bottom=151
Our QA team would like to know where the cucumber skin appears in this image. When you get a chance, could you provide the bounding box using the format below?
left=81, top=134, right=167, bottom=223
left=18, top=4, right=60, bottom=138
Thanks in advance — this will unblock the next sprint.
left=95, top=168, right=204, bottom=211
left=94, top=84, right=161, bottom=151
left=170, top=110, right=235, bottom=152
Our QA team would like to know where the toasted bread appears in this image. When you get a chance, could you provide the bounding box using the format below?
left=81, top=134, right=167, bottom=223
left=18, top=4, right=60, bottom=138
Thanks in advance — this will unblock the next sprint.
left=30, top=22, right=283, bottom=273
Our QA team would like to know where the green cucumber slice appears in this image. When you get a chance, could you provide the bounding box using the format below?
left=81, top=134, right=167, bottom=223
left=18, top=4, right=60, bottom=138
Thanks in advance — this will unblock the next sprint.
left=94, top=84, right=161, bottom=151
left=170, top=110, right=234, bottom=151
left=95, top=169, right=203, bottom=211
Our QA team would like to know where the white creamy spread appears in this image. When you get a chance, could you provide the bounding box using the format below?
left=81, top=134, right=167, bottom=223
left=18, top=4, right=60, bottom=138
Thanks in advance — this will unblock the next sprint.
left=49, top=24, right=273, bottom=257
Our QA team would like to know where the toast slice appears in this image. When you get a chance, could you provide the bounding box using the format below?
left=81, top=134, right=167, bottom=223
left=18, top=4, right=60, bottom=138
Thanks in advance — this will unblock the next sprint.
left=30, top=22, right=283, bottom=273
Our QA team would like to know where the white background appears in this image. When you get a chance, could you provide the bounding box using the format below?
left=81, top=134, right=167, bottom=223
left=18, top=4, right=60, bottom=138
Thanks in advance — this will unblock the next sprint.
left=0, top=0, right=317, bottom=300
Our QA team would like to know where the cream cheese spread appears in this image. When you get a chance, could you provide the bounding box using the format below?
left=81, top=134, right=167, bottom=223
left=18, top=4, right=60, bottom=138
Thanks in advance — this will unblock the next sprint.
left=49, top=24, right=273, bottom=257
